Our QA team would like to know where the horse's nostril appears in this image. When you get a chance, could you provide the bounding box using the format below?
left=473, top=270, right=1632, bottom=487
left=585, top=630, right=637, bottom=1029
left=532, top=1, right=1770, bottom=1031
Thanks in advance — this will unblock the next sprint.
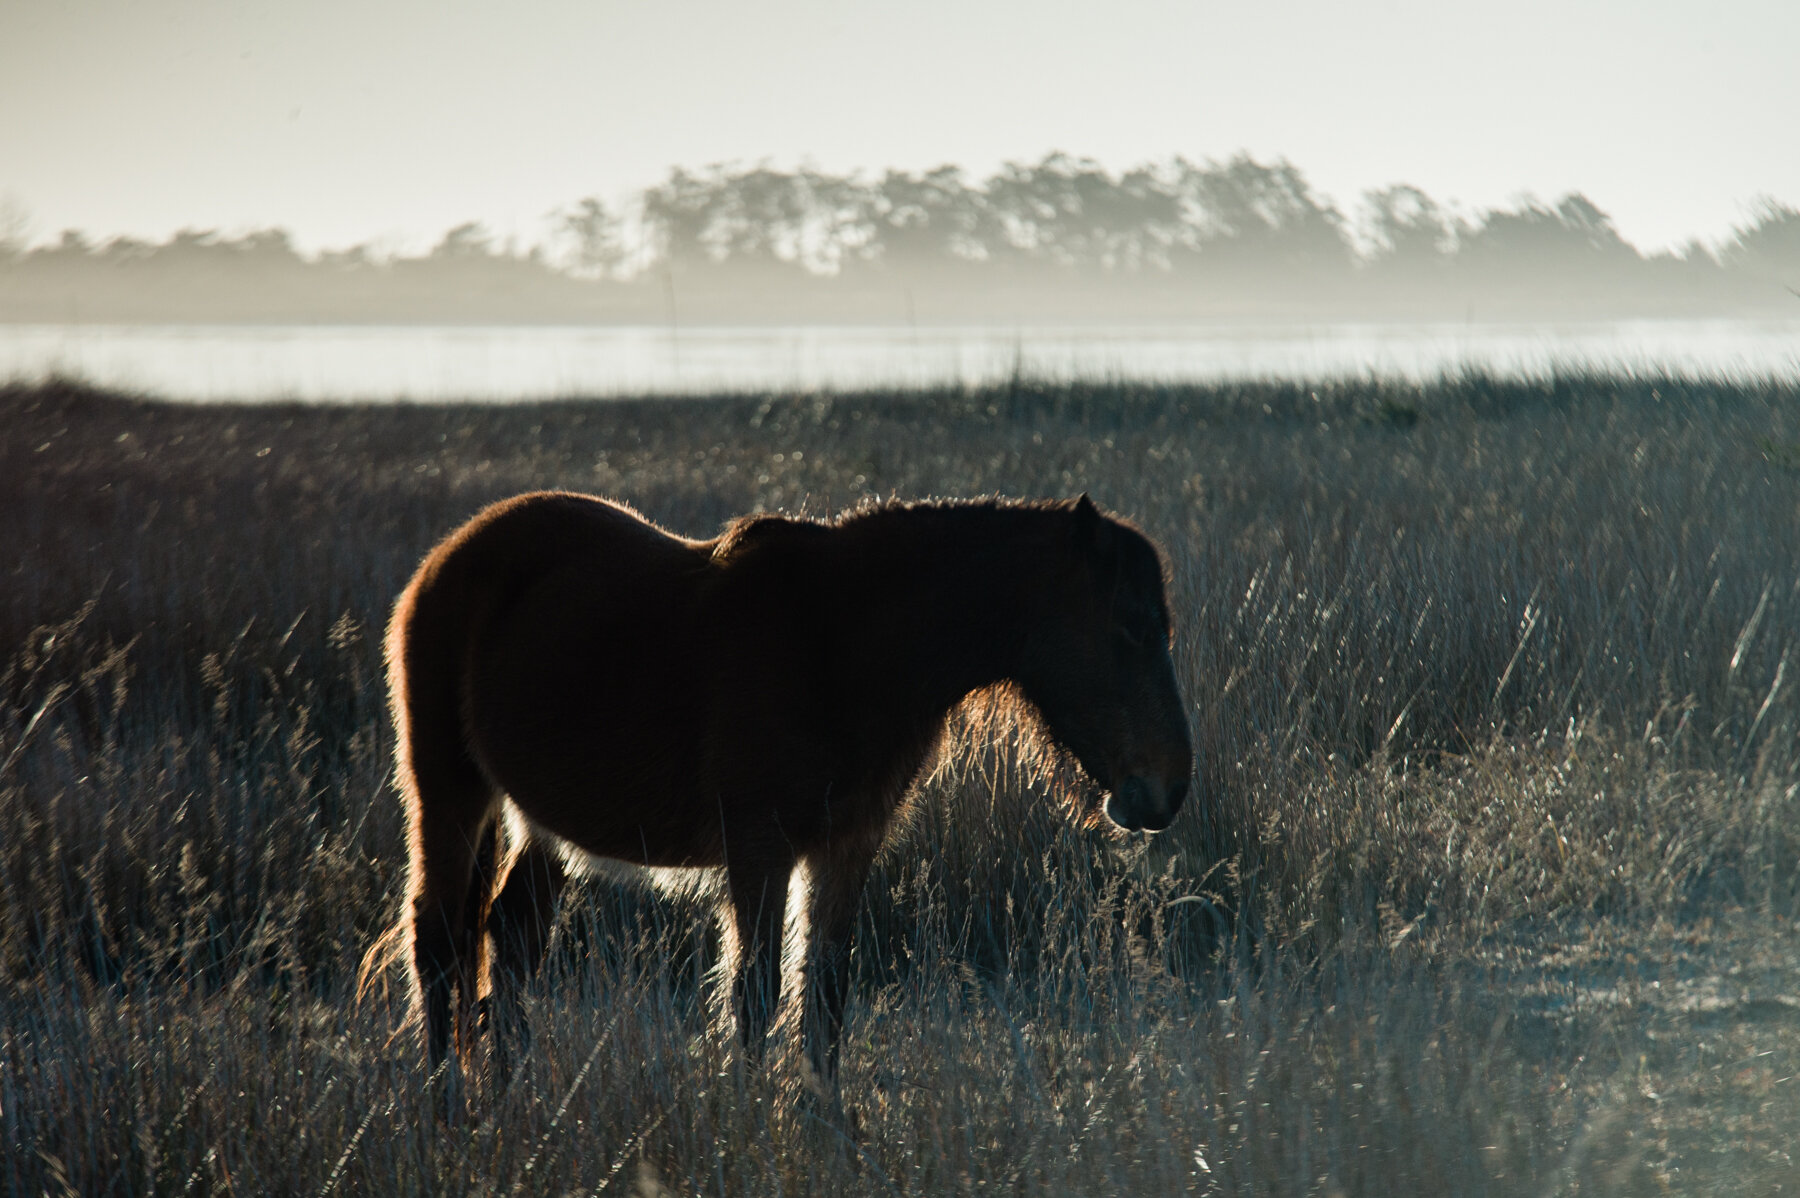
left=1104, top=777, right=1189, bottom=832
left=1167, top=778, right=1191, bottom=812
left=1104, top=779, right=1151, bottom=831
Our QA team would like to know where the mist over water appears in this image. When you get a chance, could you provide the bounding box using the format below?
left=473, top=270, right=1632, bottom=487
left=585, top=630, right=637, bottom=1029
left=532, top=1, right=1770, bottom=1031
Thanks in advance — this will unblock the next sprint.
left=5, top=155, right=1797, bottom=400
left=4, top=319, right=1797, bottom=402
left=6, top=157, right=1799, bottom=328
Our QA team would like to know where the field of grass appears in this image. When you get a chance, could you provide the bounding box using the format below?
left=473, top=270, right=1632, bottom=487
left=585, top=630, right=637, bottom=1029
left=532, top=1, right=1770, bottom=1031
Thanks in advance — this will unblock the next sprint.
left=3, top=371, right=1799, bottom=1194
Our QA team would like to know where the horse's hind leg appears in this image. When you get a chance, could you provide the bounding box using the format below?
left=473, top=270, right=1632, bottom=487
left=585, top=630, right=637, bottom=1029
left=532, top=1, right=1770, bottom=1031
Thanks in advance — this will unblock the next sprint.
left=404, top=762, right=498, bottom=1093
left=486, top=834, right=568, bottom=1087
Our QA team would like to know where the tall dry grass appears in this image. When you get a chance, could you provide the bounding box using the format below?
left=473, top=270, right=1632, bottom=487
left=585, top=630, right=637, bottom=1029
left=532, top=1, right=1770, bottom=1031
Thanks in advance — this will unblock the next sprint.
left=3, top=372, right=1799, bottom=1194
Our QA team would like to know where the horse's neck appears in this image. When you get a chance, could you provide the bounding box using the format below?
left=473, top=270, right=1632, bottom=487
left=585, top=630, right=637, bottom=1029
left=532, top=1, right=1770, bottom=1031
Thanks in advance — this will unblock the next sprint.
left=842, top=508, right=1045, bottom=704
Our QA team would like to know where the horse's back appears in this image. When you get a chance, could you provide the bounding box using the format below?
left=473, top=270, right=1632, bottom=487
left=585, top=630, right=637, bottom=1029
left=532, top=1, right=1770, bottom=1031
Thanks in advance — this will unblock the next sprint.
left=433, top=490, right=696, bottom=577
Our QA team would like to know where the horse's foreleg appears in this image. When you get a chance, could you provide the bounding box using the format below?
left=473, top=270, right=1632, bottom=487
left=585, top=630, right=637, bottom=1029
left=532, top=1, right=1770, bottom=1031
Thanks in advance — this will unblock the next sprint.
left=801, top=832, right=881, bottom=1089
left=724, top=848, right=796, bottom=1064
left=487, top=835, right=569, bottom=1088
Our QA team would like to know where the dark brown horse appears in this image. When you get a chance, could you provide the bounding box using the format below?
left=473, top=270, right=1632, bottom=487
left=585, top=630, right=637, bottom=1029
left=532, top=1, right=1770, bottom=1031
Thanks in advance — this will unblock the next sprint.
left=365, top=491, right=1192, bottom=1095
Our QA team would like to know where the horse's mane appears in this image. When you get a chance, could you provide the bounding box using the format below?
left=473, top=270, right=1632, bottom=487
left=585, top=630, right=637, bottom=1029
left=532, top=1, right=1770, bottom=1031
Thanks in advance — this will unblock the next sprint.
left=831, top=493, right=1072, bottom=527
left=833, top=495, right=1160, bottom=571
left=709, top=512, right=832, bottom=565
left=711, top=495, right=1071, bottom=568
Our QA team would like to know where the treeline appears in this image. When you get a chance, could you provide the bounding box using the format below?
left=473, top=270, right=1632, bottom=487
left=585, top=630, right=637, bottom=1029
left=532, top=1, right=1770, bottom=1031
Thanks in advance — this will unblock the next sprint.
left=4, top=154, right=1798, bottom=323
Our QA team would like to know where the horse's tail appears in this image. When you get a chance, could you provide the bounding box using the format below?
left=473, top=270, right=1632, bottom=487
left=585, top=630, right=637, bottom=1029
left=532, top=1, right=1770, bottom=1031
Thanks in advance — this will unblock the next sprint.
left=359, top=543, right=504, bottom=1062
left=355, top=916, right=408, bottom=1007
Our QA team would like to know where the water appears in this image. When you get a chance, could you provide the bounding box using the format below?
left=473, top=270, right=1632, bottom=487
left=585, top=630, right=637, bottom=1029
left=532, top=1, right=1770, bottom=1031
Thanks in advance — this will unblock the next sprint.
left=3, top=319, right=1797, bottom=402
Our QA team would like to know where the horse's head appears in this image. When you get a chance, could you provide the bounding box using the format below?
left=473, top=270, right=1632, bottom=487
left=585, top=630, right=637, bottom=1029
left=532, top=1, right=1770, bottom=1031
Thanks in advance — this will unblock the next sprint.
left=1016, top=495, right=1194, bottom=833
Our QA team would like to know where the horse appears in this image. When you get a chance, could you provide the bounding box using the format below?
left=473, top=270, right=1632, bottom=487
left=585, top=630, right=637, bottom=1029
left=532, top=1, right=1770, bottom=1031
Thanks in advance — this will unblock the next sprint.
left=362, top=490, right=1193, bottom=1099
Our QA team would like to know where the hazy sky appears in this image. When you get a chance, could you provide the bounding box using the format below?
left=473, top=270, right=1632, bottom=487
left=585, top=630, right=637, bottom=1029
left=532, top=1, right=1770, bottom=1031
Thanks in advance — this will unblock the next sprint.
left=3, top=0, right=1795, bottom=255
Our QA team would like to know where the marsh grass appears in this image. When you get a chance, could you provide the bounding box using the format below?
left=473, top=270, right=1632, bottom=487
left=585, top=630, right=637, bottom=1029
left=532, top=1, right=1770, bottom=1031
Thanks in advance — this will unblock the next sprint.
left=3, top=372, right=1800, bottom=1193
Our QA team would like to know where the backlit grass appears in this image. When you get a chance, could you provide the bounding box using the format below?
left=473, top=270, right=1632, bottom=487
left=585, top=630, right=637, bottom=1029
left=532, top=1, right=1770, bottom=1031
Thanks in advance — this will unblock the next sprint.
left=3, top=372, right=1799, bottom=1194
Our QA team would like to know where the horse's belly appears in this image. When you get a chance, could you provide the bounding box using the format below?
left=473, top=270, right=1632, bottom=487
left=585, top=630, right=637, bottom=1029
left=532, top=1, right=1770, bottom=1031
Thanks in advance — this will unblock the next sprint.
left=515, top=776, right=722, bottom=868
left=473, top=713, right=718, bottom=860
left=467, top=570, right=718, bottom=866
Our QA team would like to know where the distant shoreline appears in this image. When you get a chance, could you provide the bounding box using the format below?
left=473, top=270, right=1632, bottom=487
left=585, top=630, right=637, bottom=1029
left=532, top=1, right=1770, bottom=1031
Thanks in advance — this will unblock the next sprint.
left=3, top=306, right=1798, bottom=328
left=3, top=284, right=1794, bottom=328
left=5, top=318, right=1797, bottom=403
left=7, top=155, right=1797, bottom=328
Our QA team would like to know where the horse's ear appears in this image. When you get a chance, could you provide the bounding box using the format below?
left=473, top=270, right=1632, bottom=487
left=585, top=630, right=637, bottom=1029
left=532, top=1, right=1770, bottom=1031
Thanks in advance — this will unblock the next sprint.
left=1069, top=493, right=1107, bottom=550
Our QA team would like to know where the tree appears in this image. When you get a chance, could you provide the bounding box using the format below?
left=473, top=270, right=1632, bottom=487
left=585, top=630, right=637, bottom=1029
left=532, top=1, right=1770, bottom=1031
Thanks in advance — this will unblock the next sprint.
left=1168, top=155, right=1352, bottom=275
left=1359, top=184, right=1453, bottom=268
left=981, top=153, right=1181, bottom=272
left=555, top=197, right=624, bottom=278
left=1458, top=193, right=1639, bottom=267
left=1552, top=194, right=1632, bottom=258
left=641, top=167, right=729, bottom=267
left=640, top=164, right=876, bottom=275
left=231, top=228, right=301, bottom=264
left=1722, top=199, right=1800, bottom=282
left=431, top=221, right=494, bottom=259
left=710, top=165, right=816, bottom=268
left=0, top=192, right=30, bottom=260
left=861, top=166, right=989, bottom=268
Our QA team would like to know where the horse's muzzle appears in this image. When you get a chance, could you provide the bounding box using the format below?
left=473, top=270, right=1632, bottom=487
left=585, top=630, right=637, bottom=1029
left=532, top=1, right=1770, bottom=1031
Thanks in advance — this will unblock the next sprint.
left=1104, top=776, right=1189, bottom=832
